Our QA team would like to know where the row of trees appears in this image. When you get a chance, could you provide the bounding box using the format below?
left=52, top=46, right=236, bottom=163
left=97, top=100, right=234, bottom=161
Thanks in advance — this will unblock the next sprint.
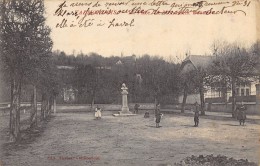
left=0, top=0, right=58, bottom=141
left=52, top=41, right=260, bottom=119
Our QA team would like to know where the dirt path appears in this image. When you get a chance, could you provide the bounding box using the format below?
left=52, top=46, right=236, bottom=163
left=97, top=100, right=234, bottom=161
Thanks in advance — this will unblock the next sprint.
left=1, top=111, right=259, bottom=166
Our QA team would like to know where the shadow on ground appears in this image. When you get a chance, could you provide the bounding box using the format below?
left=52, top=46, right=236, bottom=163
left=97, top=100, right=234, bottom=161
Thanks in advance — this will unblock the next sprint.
left=2, top=116, right=54, bottom=155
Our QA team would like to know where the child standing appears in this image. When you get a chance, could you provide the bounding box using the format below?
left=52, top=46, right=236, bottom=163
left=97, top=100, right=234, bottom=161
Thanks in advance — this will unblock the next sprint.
left=194, top=102, right=200, bottom=127
left=134, top=104, right=140, bottom=114
left=237, top=103, right=246, bottom=125
left=95, top=106, right=102, bottom=119
left=155, top=113, right=163, bottom=128
left=194, top=110, right=199, bottom=127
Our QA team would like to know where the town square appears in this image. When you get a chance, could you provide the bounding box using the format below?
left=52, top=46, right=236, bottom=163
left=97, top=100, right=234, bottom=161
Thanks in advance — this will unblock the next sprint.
left=0, top=0, right=259, bottom=165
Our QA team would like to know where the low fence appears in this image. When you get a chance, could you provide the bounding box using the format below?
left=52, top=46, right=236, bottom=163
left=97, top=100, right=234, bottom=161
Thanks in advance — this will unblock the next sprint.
left=57, top=104, right=120, bottom=111
left=56, top=103, right=156, bottom=112
left=2, top=102, right=258, bottom=115
left=228, top=95, right=256, bottom=103
left=0, top=102, right=41, bottom=110
left=0, top=103, right=156, bottom=113
left=206, top=103, right=260, bottom=115
left=163, top=103, right=260, bottom=115
left=205, top=96, right=257, bottom=104
left=163, top=104, right=195, bottom=110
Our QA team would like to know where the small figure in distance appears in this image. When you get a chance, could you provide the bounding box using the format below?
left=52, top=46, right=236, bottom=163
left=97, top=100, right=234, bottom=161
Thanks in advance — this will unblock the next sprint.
left=144, top=111, right=150, bottom=118
left=95, top=106, right=102, bottom=120
left=155, top=103, right=162, bottom=128
left=193, top=101, right=200, bottom=127
left=155, top=112, right=163, bottom=128
left=237, top=102, right=247, bottom=126
left=134, top=103, right=140, bottom=114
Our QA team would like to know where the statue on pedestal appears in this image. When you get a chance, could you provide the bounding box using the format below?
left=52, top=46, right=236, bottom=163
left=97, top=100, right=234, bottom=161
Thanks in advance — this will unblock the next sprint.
left=120, top=83, right=131, bottom=114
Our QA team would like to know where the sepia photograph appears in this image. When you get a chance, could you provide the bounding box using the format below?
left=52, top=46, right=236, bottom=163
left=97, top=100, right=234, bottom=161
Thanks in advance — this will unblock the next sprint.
left=0, top=0, right=259, bottom=165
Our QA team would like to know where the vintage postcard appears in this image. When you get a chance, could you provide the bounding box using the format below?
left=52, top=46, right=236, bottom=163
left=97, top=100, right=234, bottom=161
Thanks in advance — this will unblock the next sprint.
left=0, top=0, right=259, bottom=165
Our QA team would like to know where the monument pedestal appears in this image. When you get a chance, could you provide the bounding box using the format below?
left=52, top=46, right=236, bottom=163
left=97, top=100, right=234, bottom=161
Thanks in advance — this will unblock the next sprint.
left=120, top=107, right=131, bottom=114
left=119, top=88, right=132, bottom=114
left=113, top=83, right=136, bottom=117
left=113, top=113, right=136, bottom=117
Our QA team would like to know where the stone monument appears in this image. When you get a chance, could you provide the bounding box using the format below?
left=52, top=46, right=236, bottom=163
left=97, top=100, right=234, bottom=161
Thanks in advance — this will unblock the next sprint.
left=113, top=83, right=135, bottom=116
left=120, top=83, right=131, bottom=114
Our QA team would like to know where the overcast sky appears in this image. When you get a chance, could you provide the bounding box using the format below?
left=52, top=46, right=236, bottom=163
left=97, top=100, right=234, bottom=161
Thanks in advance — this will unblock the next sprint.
left=44, top=0, right=257, bottom=61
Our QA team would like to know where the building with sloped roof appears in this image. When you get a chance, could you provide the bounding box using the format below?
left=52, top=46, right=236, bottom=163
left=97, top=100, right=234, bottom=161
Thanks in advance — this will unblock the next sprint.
left=180, top=55, right=259, bottom=104
left=180, top=55, right=215, bottom=73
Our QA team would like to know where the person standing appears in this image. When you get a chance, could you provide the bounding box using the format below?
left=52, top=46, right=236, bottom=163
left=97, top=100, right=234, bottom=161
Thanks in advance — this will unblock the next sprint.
left=194, top=102, right=200, bottom=127
left=155, top=113, right=163, bottom=128
left=155, top=103, right=162, bottom=128
left=95, top=106, right=102, bottom=120
left=237, top=102, right=247, bottom=125
left=134, top=103, right=140, bottom=114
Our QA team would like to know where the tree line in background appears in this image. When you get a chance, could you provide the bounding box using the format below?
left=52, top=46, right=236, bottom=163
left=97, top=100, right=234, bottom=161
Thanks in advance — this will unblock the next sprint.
left=51, top=40, right=259, bottom=119
left=0, top=0, right=259, bottom=142
left=51, top=51, right=182, bottom=105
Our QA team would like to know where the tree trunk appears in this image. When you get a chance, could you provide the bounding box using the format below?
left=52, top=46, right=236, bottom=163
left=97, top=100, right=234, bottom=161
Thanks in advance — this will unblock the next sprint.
left=46, top=97, right=50, bottom=116
left=181, top=87, right=188, bottom=113
left=9, top=78, right=21, bottom=142
left=41, top=93, right=46, bottom=120
left=199, top=85, right=205, bottom=115
left=30, top=85, right=37, bottom=128
left=91, top=98, right=95, bottom=109
left=91, top=89, right=96, bottom=109
left=9, top=78, right=14, bottom=134
left=221, top=87, right=227, bottom=104
left=132, top=80, right=136, bottom=103
left=231, top=77, right=236, bottom=118
left=154, top=97, right=158, bottom=115
left=53, top=96, right=57, bottom=114
left=47, top=96, right=52, bottom=116
left=47, top=95, right=52, bottom=116
left=221, top=79, right=228, bottom=106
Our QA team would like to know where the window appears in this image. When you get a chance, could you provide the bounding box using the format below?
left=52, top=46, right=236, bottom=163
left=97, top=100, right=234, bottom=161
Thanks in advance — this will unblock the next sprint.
left=236, top=88, right=239, bottom=95
left=241, top=89, right=245, bottom=96
left=246, top=89, right=250, bottom=96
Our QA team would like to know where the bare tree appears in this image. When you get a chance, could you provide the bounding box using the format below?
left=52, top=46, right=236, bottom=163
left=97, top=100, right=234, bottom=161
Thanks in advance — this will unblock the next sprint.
left=180, top=70, right=197, bottom=113
left=211, top=42, right=259, bottom=117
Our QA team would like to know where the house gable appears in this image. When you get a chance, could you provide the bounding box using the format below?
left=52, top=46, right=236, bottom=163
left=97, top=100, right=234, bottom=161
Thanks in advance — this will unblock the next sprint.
left=180, top=55, right=214, bottom=74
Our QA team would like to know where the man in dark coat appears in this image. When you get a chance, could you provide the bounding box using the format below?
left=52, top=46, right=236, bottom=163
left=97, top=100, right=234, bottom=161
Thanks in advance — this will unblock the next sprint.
left=155, top=113, right=163, bottom=128
left=134, top=103, right=140, bottom=114
left=155, top=103, right=162, bottom=128
left=194, top=102, right=200, bottom=127
left=237, top=103, right=247, bottom=125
